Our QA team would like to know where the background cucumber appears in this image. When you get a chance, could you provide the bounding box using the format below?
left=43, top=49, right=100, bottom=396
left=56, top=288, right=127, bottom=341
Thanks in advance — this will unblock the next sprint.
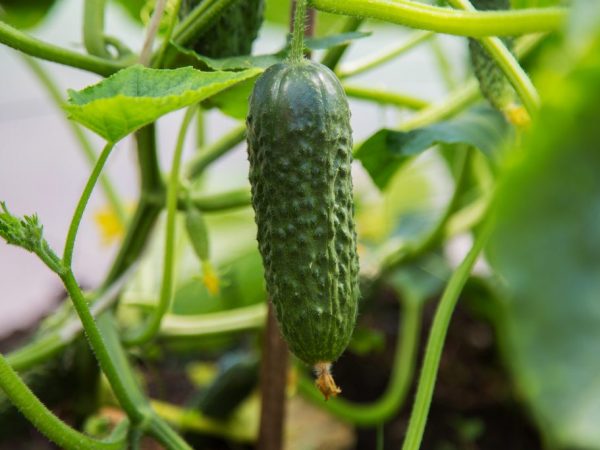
left=247, top=60, right=360, bottom=399
left=179, top=0, right=265, bottom=58
left=468, top=0, right=527, bottom=125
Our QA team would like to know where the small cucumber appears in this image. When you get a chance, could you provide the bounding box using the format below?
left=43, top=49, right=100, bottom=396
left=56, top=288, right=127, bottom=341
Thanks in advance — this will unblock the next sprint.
left=180, top=0, right=265, bottom=58
left=247, top=59, right=360, bottom=399
left=468, top=0, right=528, bottom=126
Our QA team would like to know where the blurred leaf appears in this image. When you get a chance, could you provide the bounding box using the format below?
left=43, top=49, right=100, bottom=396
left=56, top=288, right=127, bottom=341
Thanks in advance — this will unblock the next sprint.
left=0, top=0, right=57, bottom=29
left=511, top=0, right=563, bottom=7
left=388, top=254, right=449, bottom=306
left=304, top=31, right=371, bottom=50
left=65, top=65, right=260, bottom=142
left=488, top=33, right=600, bottom=449
left=355, top=106, right=509, bottom=190
left=202, top=75, right=259, bottom=119
left=264, top=0, right=348, bottom=36
left=348, top=326, right=385, bottom=356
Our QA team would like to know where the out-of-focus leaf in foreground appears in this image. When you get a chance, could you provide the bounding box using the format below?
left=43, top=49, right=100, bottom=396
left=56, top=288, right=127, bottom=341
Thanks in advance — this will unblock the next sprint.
left=355, top=106, right=509, bottom=190
left=0, top=0, right=57, bottom=29
left=487, top=32, right=600, bottom=449
left=65, top=65, right=260, bottom=142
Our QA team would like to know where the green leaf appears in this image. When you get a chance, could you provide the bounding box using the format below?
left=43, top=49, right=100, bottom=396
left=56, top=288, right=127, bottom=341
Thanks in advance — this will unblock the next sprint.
left=304, top=31, right=371, bottom=50
left=355, top=106, right=509, bottom=190
left=202, top=74, right=259, bottom=120
left=0, top=0, right=57, bottom=29
left=65, top=65, right=261, bottom=142
left=488, top=34, right=600, bottom=449
left=168, top=42, right=283, bottom=71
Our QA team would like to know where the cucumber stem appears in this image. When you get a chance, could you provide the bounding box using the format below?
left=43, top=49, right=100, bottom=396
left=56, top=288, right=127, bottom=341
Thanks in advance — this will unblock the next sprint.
left=314, top=362, right=342, bottom=400
left=289, top=0, right=308, bottom=64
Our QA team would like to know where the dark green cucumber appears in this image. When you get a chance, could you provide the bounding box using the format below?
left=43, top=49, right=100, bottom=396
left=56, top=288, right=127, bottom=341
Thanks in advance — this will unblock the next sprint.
left=247, top=60, right=360, bottom=396
left=468, top=0, right=519, bottom=115
left=179, top=0, right=264, bottom=58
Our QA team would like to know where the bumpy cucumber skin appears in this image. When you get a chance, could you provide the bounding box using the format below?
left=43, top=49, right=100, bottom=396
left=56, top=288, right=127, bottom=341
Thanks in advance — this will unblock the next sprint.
left=468, top=0, right=515, bottom=111
left=247, top=61, right=360, bottom=366
left=180, top=0, right=264, bottom=58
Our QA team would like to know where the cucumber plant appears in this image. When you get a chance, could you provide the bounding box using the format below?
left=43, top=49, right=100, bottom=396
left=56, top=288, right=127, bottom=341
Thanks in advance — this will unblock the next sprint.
left=0, top=0, right=592, bottom=449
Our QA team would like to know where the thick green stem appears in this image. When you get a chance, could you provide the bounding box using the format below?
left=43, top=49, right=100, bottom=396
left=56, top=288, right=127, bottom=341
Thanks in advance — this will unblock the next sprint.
left=136, top=124, right=164, bottom=194
left=22, top=56, right=127, bottom=225
left=187, top=188, right=251, bottom=212
left=289, top=0, right=309, bottom=64
left=298, top=300, right=421, bottom=426
left=446, top=0, right=539, bottom=112
left=186, top=123, right=246, bottom=179
left=0, top=21, right=125, bottom=76
left=63, top=142, right=115, bottom=269
left=61, top=270, right=151, bottom=422
left=401, top=221, right=493, bottom=450
left=344, top=84, right=429, bottom=110
left=338, top=30, right=434, bottom=79
left=83, top=0, right=110, bottom=58
left=0, top=354, right=128, bottom=450
left=320, top=16, right=363, bottom=70
left=309, top=0, right=566, bottom=37
left=125, top=107, right=196, bottom=346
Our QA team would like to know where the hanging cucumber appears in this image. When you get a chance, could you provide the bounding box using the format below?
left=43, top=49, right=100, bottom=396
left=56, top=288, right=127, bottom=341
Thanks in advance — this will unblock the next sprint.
left=468, top=0, right=528, bottom=126
left=246, top=1, right=360, bottom=400
left=185, top=204, right=219, bottom=295
left=179, top=0, right=265, bottom=58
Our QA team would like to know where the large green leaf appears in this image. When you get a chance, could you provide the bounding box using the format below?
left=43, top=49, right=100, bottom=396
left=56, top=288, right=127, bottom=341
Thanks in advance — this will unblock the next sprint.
left=65, top=65, right=260, bottom=142
left=487, top=32, right=600, bottom=449
left=355, top=106, right=509, bottom=190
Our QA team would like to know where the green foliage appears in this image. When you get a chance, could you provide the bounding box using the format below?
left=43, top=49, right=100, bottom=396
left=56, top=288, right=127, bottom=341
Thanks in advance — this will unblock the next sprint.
left=488, top=31, right=600, bottom=449
left=65, top=65, right=261, bottom=142
left=0, top=202, right=61, bottom=273
left=247, top=60, right=359, bottom=367
left=0, top=0, right=56, bottom=29
left=355, top=106, right=509, bottom=190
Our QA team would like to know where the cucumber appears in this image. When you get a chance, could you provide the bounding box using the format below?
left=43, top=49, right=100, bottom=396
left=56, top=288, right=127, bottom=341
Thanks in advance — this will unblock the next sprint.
left=468, top=0, right=527, bottom=125
left=179, top=0, right=265, bottom=58
left=247, top=60, right=360, bottom=399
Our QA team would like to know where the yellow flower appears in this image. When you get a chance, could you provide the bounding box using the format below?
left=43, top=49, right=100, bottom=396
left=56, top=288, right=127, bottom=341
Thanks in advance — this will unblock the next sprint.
left=94, top=205, right=126, bottom=245
left=202, top=262, right=220, bottom=295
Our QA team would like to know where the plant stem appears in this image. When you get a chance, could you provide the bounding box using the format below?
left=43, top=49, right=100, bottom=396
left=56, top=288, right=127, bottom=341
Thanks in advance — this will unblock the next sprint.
left=258, top=304, right=289, bottom=450
left=146, top=415, right=194, bottom=450
left=0, top=354, right=128, bottom=450
left=61, top=270, right=152, bottom=421
left=429, top=36, right=457, bottom=90
left=298, top=300, right=421, bottom=426
left=159, top=303, right=267, bottom=337
left=83, top=0, right=110, bottom=58
left=63, top=141, right=115, bottom=269
left=289, top=0, right=308, bottom=64
left=0, top=21, right=125, bottom=76
left=338, top=30, right=434, bottom=79
left=446, top=0, right=539, bottom=112
left=320, top=16, right=363, bottom=70
left=308, top=0, right=566, bottom=37
left=140, top=0, right=169, bottom=65
left=344, top=84, right=429, bottom=110
left=401, top=220, right=493, bottom=450
left=153, top=0, right=184, bottom=68
left=7, top=265, right=136, bottom=372
left=186, top=123, right=246, bottom=179
left=125, top=107, right=196, bottom=346
left=22, top=56, right=127, bottom=225
left=188, top=188, right=251, bottom=212
left=400, top=79, right=480, bottom=130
